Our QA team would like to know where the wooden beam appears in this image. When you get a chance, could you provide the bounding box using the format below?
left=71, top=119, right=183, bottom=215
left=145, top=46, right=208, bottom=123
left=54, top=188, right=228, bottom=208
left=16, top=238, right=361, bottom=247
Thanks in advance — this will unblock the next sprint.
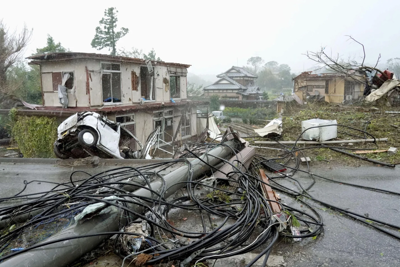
left=353, top=149, right=388, bottom=154
left=259, top=169, right=281, bottom=214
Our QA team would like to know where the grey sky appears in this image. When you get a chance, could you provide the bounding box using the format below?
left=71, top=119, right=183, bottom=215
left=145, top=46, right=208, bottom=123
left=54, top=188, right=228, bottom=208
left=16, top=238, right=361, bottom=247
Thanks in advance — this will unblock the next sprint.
left=1, top=0, right=399, bottom=77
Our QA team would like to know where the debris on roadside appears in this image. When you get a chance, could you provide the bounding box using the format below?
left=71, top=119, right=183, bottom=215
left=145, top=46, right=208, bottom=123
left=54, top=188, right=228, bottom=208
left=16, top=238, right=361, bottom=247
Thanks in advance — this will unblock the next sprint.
left=300, top=157, right=311, bottom=163
left=254, top=118, right=282, bottom=137
left=301, top=119, right=337, bottom=141
left=0, top=129, right=326, bottom=267
left=388, top=147, right=398, bottom=154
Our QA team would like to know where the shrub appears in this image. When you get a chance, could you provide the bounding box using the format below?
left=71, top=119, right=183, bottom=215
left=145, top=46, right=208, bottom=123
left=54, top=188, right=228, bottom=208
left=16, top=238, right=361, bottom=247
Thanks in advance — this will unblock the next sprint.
left=224, top=107, right=276, bottom=124
left=222, top=117, right=232, bottom=123
left=12, top=115, right=58, bottom=158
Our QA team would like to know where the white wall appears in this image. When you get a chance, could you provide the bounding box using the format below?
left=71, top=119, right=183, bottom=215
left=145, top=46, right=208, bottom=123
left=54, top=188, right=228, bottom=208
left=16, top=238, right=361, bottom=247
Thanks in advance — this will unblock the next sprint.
left=41, top=60, right=90, bottom=107
left=40, top=59, right=188, bottom=108
left=134, top=111, right=155, bottom=144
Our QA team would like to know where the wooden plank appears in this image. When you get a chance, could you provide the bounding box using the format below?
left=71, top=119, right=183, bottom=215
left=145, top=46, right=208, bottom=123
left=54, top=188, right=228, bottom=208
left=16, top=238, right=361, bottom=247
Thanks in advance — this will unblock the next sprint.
left=259, top=169, right=281, bottom=214
left=353, top=149, right=388, bottom=154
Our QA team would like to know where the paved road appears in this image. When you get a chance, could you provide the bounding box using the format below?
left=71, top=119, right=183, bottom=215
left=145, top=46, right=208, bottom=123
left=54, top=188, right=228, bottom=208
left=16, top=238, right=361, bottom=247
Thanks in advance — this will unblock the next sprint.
left=272, top=165, right=400, bottom=267
left=1, top=159, right=400, bottom=266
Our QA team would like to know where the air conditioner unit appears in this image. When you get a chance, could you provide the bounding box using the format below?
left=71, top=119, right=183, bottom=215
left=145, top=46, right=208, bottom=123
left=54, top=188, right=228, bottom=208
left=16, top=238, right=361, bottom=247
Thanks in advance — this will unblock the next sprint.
left=346, top=95, right=352, bottom=101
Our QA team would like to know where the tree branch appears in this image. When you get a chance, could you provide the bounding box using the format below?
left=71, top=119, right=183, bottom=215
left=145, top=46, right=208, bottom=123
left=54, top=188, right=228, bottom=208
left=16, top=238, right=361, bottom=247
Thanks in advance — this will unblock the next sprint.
left=346, top=35, right=365, bottom=67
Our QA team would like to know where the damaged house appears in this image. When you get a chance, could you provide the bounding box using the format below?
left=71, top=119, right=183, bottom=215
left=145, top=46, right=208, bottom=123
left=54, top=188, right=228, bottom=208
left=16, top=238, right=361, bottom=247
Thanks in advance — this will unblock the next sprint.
left=203, top=66, right=261, bottom=100
left=293, top=71, right=365, bottom=103
left=25, top=52, right=206, bottom=154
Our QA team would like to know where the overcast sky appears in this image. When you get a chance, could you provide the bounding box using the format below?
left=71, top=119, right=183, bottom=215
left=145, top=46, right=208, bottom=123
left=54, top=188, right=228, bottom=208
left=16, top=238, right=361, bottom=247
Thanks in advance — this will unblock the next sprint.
left=1, top=0, right=399, bottom=77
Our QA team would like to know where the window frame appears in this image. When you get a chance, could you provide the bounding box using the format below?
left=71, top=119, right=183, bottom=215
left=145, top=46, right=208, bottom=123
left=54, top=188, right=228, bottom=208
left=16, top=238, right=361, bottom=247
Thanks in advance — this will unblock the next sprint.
left=51, top=71, right=74, bottom=91
left=101, top=62, right=122, bottom=104
left=170, top=76, right=181, bottom=99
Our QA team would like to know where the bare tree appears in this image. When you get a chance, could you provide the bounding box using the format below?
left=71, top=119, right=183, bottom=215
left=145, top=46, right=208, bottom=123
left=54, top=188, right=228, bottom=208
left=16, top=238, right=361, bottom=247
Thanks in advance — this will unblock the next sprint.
left=0, top=21, right=32, bottom=93
left=305, top=36, right=383, bottom=85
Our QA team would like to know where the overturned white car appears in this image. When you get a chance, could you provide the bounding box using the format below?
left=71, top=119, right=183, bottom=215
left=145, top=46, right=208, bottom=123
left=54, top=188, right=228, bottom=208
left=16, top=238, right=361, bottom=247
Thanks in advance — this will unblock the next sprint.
left=54, top=112, right=148, bottom=159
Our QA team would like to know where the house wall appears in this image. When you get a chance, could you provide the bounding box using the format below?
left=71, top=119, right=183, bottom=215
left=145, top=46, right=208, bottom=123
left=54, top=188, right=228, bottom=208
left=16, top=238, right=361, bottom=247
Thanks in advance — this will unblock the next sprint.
left=325, top=78, right=345, bottom=103
left=105, top=105, right=197, bottom=146
left=293, top=78, right=326, bottom=102
left=40, top=60, right=187, bottom=108
left=41, top=60, right=90, bottom=107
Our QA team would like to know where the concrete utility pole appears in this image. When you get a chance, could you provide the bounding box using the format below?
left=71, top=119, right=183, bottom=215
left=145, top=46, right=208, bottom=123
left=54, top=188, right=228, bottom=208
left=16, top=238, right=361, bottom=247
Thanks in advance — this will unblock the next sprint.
left=2, top=139, right=243, bottom=267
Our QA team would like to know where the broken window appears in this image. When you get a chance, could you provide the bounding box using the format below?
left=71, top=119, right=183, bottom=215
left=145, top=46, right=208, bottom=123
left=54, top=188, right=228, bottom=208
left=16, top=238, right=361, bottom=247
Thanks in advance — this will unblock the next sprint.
left=52, top=72, right=74, bottom=91
left=170, top=76, right=181, bottom=98
left=102, top=63, right=121, bottom=103
left=181, top=110, right=191, bottom=137
left=131, top=71, right=138, bottom=91
left=140, top=66, right=155, bottom=100
left=116, top=114, right=136, bottom=150
left=153, top=109, right=174, bottom=143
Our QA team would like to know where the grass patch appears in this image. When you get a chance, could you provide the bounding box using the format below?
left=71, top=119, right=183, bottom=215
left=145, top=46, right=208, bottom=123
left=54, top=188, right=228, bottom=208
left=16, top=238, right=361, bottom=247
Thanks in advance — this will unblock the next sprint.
left=250, top=102, right=400, bottom=166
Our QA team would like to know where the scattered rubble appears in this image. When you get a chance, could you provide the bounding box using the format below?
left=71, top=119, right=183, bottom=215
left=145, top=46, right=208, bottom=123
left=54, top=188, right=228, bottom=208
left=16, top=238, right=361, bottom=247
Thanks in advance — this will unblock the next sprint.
left=0, top=119, right=399, bottom=267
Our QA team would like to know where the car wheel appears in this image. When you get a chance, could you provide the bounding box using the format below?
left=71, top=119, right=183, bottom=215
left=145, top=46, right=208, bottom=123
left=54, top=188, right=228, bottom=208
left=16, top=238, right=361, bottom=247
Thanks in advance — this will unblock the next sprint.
left=78, top=129, right=98, bottom=147
left=53, top=142, right=70, bottom=159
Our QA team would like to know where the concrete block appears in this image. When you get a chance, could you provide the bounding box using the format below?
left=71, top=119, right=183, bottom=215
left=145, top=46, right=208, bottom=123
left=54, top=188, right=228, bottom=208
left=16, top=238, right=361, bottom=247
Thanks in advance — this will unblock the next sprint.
left=300, top=157, right=311, bottom=163
left=388, top=147, right=397, bottom=154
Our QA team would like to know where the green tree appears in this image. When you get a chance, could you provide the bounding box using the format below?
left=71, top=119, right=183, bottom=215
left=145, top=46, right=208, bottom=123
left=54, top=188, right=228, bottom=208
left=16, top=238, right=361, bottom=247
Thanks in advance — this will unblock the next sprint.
left=35, top=35, right=67, bottom=55
left=209, top=95, right=220, bottom=111
left=262, top=91, right=269, bottom=100
left=91, top=7, right=129, bottom=56
left=187, top=83, right=203, bottom=97
left=7, top=35, right=68, bottom=105
left=264, top=61, right=279, bottom=71
left=143, top=48, right=161, bottom=61
left=247, top=56, right=264, bottom=73
left=7, top=63, right=41, bottom=103
left=257, top=68, right=279, bottom=90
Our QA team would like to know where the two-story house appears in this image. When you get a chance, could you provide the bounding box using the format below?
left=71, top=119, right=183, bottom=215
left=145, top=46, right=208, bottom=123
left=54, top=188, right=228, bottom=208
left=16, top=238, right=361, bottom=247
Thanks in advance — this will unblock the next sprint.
left=203, top=66, right=261, bottom=100
left=27, top=52, right=205, bottom=151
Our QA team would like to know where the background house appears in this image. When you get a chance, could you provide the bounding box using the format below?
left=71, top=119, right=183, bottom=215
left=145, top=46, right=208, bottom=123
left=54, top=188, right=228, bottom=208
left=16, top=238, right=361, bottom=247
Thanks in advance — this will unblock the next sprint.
left=203, top=66, right=261, bottom=100
left=26, top=52, right=206, bottom=153
left=293, top=71, right=365, bottom=103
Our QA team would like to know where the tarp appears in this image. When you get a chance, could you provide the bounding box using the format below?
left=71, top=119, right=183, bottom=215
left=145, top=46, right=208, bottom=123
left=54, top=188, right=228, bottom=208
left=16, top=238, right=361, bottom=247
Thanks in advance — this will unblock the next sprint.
left=254, top=118, right=282, bottom=137
left=365, top=79, right=400, bottom=102
left=197, top=115, right=221, bottom=140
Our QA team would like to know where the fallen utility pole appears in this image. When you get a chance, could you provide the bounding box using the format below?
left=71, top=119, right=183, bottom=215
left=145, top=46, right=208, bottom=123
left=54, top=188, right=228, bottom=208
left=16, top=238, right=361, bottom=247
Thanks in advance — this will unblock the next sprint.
left=1, top=139, right=244, bottom=267
left=254, top=138, right=388, bottom=145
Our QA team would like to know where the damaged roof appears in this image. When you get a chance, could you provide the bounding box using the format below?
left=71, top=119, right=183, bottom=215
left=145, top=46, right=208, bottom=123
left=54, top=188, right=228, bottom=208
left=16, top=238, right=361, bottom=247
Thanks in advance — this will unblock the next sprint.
left=292, top=71, right=363, bottom=81
left=27, top=52, right=191, bottom=68
left=8, top=100, right=208, bottom=118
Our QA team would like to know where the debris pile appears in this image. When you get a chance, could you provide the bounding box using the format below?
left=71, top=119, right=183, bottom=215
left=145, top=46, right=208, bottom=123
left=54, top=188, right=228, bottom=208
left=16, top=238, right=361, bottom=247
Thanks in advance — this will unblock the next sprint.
left=0, top=126, right=399, bottom=267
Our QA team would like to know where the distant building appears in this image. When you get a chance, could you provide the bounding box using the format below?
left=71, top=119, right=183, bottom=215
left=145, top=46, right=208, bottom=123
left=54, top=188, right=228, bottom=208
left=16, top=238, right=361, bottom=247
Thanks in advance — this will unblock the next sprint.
left=203, top=66, right=261, bottom=100
left=293, top=71, right=365, bottom=103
